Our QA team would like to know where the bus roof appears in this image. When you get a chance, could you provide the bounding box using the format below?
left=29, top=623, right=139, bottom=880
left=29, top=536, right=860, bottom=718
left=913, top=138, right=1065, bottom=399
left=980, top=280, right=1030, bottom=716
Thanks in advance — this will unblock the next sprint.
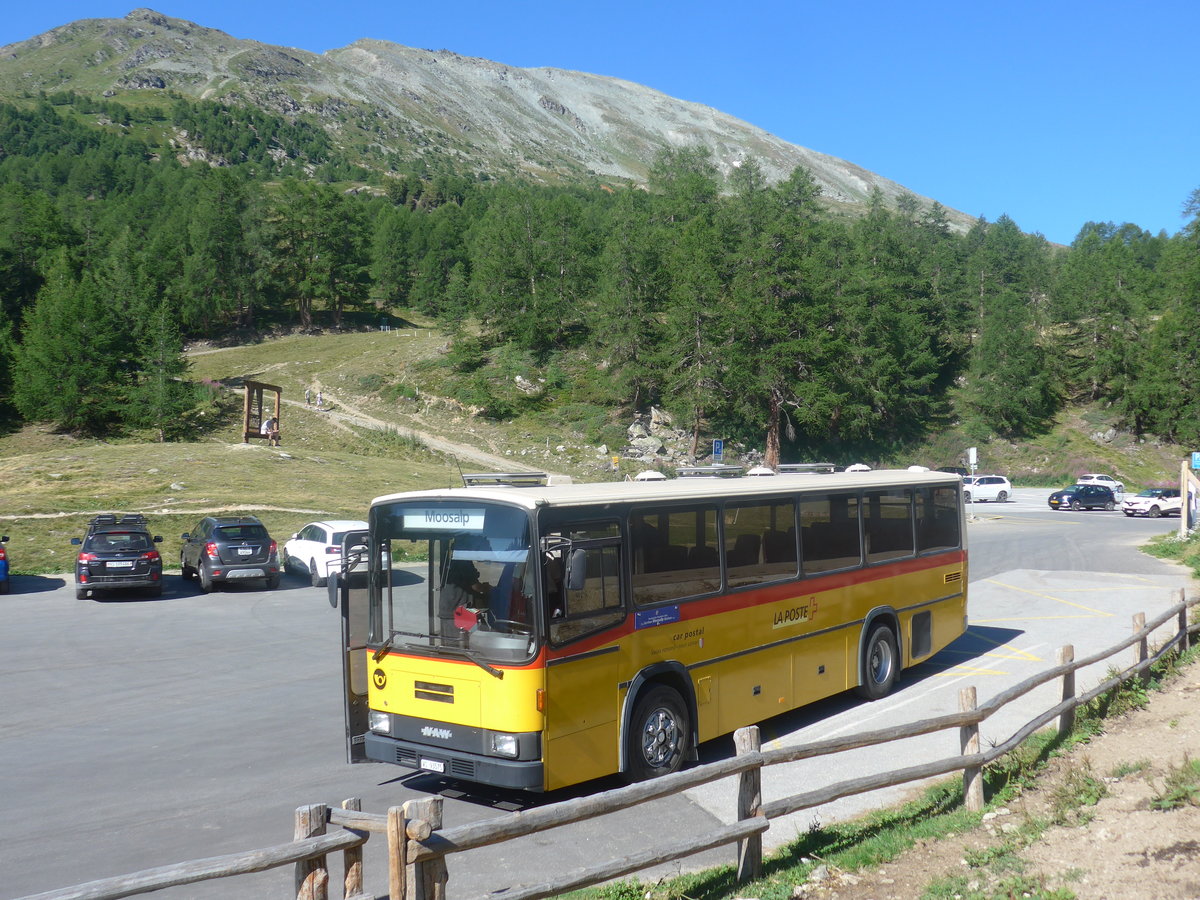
left=370, top=469, right=961, bottom=512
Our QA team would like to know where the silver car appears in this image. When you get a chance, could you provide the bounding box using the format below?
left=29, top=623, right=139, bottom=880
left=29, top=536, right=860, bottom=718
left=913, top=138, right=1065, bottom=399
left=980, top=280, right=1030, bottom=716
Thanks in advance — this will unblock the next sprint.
left=1121, top=488, right=1181, bottom=518
left=1077, top=473, right=1125, bottom=494
left=963, top=474, right=1011, bottom=502
left=282, top=519, right=370, bottom=587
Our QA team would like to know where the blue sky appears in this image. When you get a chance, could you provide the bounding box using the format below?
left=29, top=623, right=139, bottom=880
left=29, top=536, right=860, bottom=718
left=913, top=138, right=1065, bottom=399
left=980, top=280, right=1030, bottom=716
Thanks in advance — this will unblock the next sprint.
left=4, top=2, right=1197, bottom=246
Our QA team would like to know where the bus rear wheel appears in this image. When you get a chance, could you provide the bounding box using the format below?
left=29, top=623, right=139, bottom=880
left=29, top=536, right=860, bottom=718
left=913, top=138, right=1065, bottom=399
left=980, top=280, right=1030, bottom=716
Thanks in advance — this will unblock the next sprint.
left=855, top=624, right=899, bottom=700
left=626, top=685, right=689, bottom=781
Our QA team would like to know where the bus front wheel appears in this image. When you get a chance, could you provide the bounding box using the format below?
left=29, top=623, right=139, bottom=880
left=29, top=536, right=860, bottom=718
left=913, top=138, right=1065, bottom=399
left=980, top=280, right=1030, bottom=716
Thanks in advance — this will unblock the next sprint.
left=855, top=624, right=899, bottom=701
left=626, top=685, right=689, bottom=781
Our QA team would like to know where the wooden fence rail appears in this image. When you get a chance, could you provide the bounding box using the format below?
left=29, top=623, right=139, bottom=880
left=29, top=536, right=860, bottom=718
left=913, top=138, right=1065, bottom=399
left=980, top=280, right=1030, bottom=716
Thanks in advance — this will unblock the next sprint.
left=18, top=590, right=1197, bottom=900
left=19, top=827, right=366, bottom=900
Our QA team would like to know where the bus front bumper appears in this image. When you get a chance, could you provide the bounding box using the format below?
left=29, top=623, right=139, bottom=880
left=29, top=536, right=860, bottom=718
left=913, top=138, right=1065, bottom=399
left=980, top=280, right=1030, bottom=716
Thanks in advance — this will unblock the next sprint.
left=363, top=732, right=544, bottom=791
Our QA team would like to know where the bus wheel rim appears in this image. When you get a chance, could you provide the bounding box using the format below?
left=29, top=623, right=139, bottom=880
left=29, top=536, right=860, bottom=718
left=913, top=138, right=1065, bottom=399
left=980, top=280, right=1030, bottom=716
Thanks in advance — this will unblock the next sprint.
left=870, top=640, right=894, bottom=683
left=642, top=708, right=678, bottom=767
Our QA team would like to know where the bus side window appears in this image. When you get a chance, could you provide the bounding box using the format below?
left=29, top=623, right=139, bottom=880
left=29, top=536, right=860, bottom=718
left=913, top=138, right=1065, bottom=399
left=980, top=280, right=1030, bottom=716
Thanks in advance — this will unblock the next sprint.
left=725, top=499, right=795, bottom=588
left=801, top=494, right=861, bottom=573
left=550, top=544, right=624, bottom=645
left=917, top=486, right=960, bottom=553
left=631, top=506, right=720, bottom=605
left=864, top=489, right=914, bottom=564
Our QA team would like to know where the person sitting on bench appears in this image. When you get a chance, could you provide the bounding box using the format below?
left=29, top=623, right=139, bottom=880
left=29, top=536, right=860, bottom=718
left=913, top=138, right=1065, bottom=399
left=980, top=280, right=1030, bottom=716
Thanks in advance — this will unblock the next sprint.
left=260, top=416, right=280, bottom=447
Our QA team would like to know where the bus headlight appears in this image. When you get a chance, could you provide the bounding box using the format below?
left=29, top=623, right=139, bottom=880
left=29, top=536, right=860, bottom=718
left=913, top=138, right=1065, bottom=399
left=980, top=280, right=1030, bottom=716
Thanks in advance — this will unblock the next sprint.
left=489, top=732, right=519, bottom=758
left=368, top=710, right=392, bottom=734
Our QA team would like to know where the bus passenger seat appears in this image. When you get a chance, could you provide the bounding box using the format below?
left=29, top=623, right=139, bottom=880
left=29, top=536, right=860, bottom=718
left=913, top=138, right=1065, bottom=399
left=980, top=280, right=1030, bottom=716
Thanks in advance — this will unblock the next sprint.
left=762, top=529, right=794, bottom=564
left=728, top=533, right=761, bottom=567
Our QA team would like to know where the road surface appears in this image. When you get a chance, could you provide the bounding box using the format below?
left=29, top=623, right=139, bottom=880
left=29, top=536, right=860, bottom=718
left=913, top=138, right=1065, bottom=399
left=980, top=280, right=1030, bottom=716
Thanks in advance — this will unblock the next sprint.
left=0, top=489, right=1191, bottom=899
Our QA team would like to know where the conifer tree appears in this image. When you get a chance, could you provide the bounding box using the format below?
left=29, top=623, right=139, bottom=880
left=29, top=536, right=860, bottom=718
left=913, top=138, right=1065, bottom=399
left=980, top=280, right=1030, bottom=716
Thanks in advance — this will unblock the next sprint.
left=371, top=204, right=412, bottom=305
left=181, top=169, right=255, bottom=331
left=12, top=255, right=126, bottom=434
left=720, top=163, right=830, bottom=465
left=593, top=187, right=665, bottom=410
left=651, top=148, right=725, bottom=456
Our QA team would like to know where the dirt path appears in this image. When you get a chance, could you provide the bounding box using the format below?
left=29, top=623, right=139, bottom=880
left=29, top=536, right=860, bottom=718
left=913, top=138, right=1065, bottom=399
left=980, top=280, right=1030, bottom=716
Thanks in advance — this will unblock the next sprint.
left=290, top=391, right=552, bottom=475
left=189, top=339, right=563, bottom=476
left=797, top=648, right=1200, bottom=899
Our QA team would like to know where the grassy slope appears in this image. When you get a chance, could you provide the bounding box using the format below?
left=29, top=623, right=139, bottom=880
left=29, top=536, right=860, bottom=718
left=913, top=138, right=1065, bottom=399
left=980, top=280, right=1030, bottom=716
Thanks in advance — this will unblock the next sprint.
left=0, top=316, right=613, bottom=575
left=1, top=314, right=1189, bottom=574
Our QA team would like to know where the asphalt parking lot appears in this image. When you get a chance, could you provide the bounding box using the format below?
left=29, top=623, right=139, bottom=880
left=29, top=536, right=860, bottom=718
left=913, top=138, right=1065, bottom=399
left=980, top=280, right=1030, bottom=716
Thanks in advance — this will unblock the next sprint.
left=0, top=487, right=1193, bottom=898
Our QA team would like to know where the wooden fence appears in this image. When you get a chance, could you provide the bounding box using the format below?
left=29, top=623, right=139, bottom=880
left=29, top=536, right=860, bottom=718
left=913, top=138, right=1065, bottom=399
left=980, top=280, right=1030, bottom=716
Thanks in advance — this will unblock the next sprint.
left=20, top=589, right=1197, bottom=900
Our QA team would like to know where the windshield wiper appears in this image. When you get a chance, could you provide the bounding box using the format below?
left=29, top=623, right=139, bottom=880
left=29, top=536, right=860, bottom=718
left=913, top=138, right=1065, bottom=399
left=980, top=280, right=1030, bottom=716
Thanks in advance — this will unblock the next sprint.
left=373, top=633, right=504, bottom=680
left=372, top=629, right=429, bottom=661
left=421, top=643, right=504, bottom=679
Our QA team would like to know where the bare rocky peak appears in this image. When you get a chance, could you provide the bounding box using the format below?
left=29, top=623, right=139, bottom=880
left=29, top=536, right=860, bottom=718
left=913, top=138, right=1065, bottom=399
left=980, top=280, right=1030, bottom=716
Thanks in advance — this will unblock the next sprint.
left=0, top=8, right=973, bottom=227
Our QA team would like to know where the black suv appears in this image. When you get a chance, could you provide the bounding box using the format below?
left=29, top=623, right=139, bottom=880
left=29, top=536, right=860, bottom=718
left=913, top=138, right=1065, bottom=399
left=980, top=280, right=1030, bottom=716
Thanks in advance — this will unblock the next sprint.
left=1047, top=484, right=1117, bottom=511
left=71, top=514, right=164, bottom=600
left=180, top=515, right=280, bottom=592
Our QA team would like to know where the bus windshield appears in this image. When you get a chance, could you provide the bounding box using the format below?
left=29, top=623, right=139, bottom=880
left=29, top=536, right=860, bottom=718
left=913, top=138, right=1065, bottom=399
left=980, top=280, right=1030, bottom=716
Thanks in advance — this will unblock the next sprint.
left=370, top=499, right=538, bottom=664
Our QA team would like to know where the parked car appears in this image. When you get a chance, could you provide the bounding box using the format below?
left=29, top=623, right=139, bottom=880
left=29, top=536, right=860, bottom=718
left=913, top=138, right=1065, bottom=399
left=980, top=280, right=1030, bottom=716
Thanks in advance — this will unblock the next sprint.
left=963, top=474, right=1011, bottom=502
left=0, top=534, right=10, bottom=594
left=282, top=519, right=369, bottom=587
left=1121, top=488, right=1182, bottom=518
left=1048, top=484, right=1117, bottom=511
left=71, top=514, right=164, bottom=600
left=936, top=466, right=969, bottom=477
left=180, top=515, right=280, bottom=592
left=1076, top=473, right=1124, bottom=494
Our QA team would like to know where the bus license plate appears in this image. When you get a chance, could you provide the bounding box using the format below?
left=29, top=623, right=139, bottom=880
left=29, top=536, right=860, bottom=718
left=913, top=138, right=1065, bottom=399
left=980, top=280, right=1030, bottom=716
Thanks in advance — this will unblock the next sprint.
left=419, top=758, right=446, bottom=774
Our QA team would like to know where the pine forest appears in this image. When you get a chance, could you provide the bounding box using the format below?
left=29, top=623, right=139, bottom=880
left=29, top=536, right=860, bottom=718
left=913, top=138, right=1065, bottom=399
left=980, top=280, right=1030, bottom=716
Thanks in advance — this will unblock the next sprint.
left=1, top=93, right=1198, bottom=464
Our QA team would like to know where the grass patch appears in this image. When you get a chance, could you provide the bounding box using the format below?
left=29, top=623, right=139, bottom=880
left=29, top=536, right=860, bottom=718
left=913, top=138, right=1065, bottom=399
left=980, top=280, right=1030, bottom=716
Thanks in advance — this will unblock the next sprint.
left=1109, top=759, right=1152, bottom=778
left=1049, top=760, right=1106, bottom=825
left=0, top=424, right=454, bottom=575
left=1150, top=755, right=1200, bottom=810
left=1144, top=529, right=1200, bottom=578
left=923, top=872, right=1077, bottom=899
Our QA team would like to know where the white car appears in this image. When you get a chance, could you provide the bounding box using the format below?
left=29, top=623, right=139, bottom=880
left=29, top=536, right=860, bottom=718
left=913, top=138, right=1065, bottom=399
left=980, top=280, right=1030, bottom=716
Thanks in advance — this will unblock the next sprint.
left=1121, top=488, right=1182, bottom=518
left=282, top=519, right=369, bottom=586
left=1077, top=473, right=1124, bottom=494
left=963, top=474, right=1011, bottom=502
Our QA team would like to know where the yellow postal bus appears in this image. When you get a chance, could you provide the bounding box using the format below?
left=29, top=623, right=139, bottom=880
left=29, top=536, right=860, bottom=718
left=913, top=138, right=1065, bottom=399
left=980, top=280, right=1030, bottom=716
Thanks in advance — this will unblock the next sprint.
left=339, top=469, right=966, bottom=791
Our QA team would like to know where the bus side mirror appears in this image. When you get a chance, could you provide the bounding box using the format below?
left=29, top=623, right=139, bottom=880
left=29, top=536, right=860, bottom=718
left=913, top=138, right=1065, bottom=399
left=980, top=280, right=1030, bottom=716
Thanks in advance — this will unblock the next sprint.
left=566, top=548, right=587, bottom=591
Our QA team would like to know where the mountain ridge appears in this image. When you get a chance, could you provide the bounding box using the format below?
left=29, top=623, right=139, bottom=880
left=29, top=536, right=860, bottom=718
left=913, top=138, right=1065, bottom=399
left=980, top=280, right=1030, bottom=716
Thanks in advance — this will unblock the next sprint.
left=0, top=8, right=975, bottom=228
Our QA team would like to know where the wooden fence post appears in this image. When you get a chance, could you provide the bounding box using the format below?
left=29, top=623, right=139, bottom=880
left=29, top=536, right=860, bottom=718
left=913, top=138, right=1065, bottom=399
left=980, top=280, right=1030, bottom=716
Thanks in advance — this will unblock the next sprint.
left=1134, top=612, right=1149, bottom=686
left=387, top=806, right=408, bottom=900
left=342, top=797, right=364, bottom=899
left=1057, top=645, right=1075, bottom=739
left=959, top=687, right=983, bottom=812
left=1177, top=589, right=1189, bottom=652
left=404, top=795, right=447, bottom=900
left=295, top=804, right=330, bottom=900
left=735, top=725, right=763, bottom=883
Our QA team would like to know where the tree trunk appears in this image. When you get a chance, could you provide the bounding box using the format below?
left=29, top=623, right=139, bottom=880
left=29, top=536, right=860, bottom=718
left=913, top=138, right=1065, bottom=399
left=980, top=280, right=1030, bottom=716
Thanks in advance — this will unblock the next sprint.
left=765, top=388, right=782, bottom=470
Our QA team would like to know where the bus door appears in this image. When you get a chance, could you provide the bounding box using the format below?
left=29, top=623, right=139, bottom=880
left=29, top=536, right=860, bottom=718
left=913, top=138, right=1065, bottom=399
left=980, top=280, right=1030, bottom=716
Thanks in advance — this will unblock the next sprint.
left=338, top=529, right=373, bottom=764
left=541, top=522, right=626, bottom=790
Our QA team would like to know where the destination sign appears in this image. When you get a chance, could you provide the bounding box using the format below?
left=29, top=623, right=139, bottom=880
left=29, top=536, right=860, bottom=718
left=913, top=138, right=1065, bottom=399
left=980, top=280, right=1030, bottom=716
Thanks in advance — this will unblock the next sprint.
left=403, top=508, right=486, bottom=531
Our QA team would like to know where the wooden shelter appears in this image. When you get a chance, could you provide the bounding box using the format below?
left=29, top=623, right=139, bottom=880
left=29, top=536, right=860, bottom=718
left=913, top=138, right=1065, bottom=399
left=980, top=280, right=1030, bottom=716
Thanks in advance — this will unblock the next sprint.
left=242, top=380, right=283, bottom=443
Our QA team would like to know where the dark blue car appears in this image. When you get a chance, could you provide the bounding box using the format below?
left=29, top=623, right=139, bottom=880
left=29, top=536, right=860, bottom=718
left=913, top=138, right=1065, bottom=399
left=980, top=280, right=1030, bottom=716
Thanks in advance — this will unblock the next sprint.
left=1047, top=484, right=1116, bottom=511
